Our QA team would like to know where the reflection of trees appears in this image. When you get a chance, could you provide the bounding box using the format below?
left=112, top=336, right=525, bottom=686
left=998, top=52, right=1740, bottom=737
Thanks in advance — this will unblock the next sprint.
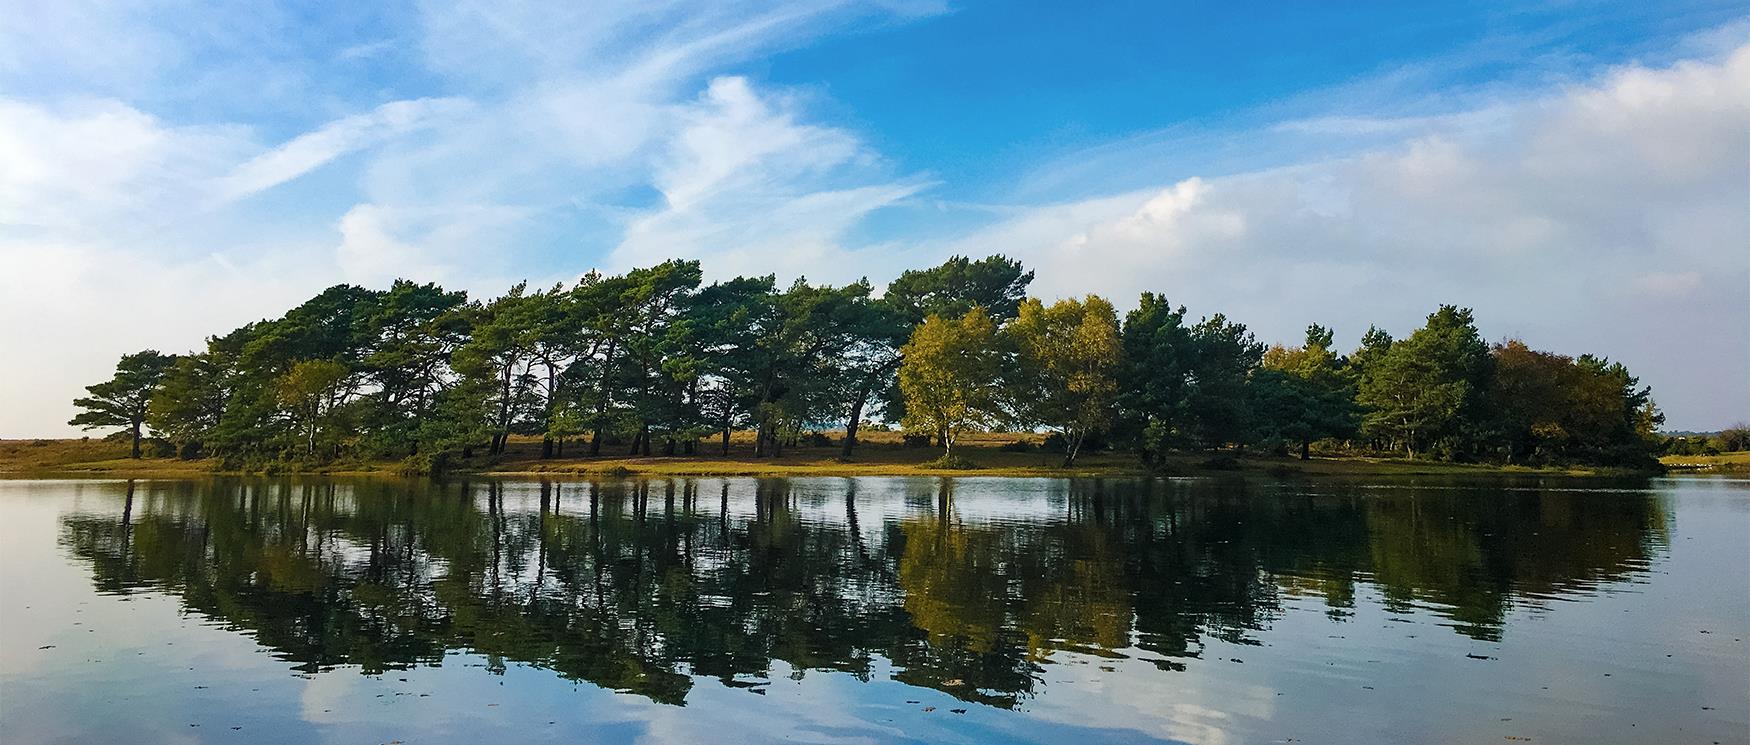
left=58, top=475, right=1666, bottom=708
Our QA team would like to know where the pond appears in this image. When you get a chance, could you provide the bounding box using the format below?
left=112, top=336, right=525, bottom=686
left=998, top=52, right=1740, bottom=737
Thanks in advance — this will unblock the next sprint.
left=0, top=475, right=1745, bottom=744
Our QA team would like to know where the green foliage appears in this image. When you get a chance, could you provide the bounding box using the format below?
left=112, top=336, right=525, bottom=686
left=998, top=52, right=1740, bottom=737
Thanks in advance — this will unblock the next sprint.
left=898, top=309, right=1007, bottom=457
left=70, top=350, right=175, bottom=458
left=1005, top=296, right=1121, bottom=465
left=68, top=254, right=1666, bottom=472
left=884, top=254, right=1033, bottom=324
left=1356, top=306, right=1492, bottom=459
left=1252, top=324, right=1360, bottom=458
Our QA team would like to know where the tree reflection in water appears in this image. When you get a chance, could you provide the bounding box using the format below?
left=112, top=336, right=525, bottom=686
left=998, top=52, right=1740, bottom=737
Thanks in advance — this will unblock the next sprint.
left=59, top=476, right=1666, bottom=708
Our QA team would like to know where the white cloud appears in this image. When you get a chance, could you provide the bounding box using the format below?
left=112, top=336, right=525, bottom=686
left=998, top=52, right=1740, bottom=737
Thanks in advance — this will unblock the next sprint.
left=335, top=202, right=533, bottom=291
left=214, top=98, right=470, bottom=205
left=947, top=45, right=1750, bottom=429
left=610, top=76, right=928, bottom=282
left=0, top=97, right=248, bottom=229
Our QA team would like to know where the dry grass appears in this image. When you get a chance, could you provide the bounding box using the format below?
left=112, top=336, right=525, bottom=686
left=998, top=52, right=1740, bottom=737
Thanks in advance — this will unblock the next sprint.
left=1661, top=451, right=1750, bottom=473
left=0, top=437, right=219, bottom=476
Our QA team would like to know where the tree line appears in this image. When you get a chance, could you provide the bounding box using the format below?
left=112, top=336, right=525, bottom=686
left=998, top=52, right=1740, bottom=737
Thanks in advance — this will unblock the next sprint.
left=69, top=254, right=1666, bottom=470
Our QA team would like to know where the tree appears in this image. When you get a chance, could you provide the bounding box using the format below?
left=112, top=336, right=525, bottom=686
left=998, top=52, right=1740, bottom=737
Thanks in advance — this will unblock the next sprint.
left=603, top=260, right=703, bottom=457
left=71, top=350, right=176, bottom=458
left=453, top=284, right=540, bottom=456
left=1006, top=296, right=1121, bottom=466
left=1357, top=306, right=1491, bottom=459
left=148, top=332, right=245, bottom=458
left=885, top=254, right=1034, bottom=324
left=1180, top=314, right=1264, bottom=449
left=357, top=280, right=470, bottom=456
left=276, top=359, right=354, bottom=457
left=898, top=309, right=1006, bottom=459
left=835, top=291, right=908, bottom=458
left=1115, top=294, right=1194, bottom=464
left=1487, top=340, right=1575, bottom=462
left=1254, top=324, right=1359, bottom=459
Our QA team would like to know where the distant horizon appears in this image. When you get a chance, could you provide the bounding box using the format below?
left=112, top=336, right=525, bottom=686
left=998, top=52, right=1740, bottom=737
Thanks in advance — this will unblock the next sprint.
left=3, top=1, right=1747, bottom=436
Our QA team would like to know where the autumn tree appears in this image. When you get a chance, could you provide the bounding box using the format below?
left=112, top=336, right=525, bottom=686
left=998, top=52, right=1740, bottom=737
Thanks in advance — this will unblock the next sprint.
left=1006, top=296, right=1121, bottom=466
left=277, top=359, right=354, bottom=456
left=898, top=308, right=1006, bottom=460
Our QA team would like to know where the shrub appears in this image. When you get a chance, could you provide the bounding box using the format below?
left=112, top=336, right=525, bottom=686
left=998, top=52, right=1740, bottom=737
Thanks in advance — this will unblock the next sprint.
left=1041, top=431, right=1110, bottom=454
left=921, top=454, right=980, bottom=470
left=1200, top=454, right=1242, bottom=471
left=997, top=440, right=1034, bottom=453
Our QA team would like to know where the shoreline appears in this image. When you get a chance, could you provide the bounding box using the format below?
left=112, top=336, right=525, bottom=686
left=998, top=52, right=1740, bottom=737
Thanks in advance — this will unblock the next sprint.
left=0, top=436, right=1678, bottom=481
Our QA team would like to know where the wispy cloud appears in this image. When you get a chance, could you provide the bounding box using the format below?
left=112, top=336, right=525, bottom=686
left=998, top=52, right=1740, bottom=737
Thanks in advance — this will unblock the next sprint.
left=213, top=97, right=470, bottom=205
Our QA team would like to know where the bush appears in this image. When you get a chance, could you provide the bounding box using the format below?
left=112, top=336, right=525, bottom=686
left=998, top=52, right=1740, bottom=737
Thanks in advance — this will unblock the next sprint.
left=1199, top=454, right=1242, bottom=471
left=397, top=451, right=453, bottom=477
left=143, top=438, right=176, bottom=458
left=997, top=440, right=1034, bottom=453
left=1041, top=431, right=1110, bottom=454
left=805, top=431, right=834, bottom=447
left=921, top=454, right=980, bottom=469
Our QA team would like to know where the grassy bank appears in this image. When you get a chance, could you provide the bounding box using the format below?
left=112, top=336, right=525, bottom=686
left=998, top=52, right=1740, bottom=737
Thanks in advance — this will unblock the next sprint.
left=1659, top=451, right=1750, bottom=474
left=1, top=431, right=1659, bottom=480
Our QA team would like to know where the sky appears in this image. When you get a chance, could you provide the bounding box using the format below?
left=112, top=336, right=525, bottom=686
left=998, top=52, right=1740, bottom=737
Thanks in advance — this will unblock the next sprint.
left=1, top=0, right=1746, bottom=437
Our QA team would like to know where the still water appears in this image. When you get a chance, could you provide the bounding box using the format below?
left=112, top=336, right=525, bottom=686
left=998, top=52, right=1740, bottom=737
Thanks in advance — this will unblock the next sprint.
left=0, top=475, right=1745, bottom=744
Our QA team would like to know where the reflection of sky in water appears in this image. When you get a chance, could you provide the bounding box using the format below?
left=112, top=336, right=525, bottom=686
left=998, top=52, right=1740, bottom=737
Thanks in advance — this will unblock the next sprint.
left=0, top=476, right=1745, bottom=744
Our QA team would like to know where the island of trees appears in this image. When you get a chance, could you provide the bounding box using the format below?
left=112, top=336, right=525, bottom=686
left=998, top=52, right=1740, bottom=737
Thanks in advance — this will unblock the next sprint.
left=68, top=254, right=1667, bottom=473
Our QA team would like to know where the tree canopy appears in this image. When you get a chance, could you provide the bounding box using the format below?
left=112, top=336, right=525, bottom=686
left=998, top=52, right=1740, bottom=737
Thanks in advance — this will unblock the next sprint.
left=70, top=350, right=175, bottom=458
left=77, top=255, right=1664, bottom=471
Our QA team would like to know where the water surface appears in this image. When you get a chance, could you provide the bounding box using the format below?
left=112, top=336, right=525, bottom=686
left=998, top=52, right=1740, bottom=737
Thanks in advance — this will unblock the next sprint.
left=1, top=475, right=1745, bottom=744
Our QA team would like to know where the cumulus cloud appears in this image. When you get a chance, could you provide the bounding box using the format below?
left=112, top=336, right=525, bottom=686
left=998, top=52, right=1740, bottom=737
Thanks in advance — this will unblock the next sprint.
left=947, top=45, right=1750, bottom=429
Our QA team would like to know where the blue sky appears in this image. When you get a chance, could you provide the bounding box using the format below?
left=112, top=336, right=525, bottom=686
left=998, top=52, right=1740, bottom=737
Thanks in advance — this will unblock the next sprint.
left=1, top=0, right=1746, bottom=435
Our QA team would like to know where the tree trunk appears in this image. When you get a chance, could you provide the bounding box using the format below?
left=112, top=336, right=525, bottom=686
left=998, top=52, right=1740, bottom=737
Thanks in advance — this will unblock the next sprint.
left=541, top=365, right=557, bottom=459
left=495, top=366, right=513, bottom=455
left=1300, top=439, right=1311, bottom=460
left=841, top=398, right=865, bottom=458
left=721, top=426, right=731, bottom=456
left=641, top=426, right=652, bottom=456
left=1062, top=430, right=1082, bottom=468
left=129, top=420, right=142, bottom=459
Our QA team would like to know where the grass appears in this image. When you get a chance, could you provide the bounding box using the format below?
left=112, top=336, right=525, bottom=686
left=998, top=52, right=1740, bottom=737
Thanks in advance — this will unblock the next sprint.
left=0, top=430, right=1665, bottom=480
left=1660, top=451, right=1750, bottom=473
